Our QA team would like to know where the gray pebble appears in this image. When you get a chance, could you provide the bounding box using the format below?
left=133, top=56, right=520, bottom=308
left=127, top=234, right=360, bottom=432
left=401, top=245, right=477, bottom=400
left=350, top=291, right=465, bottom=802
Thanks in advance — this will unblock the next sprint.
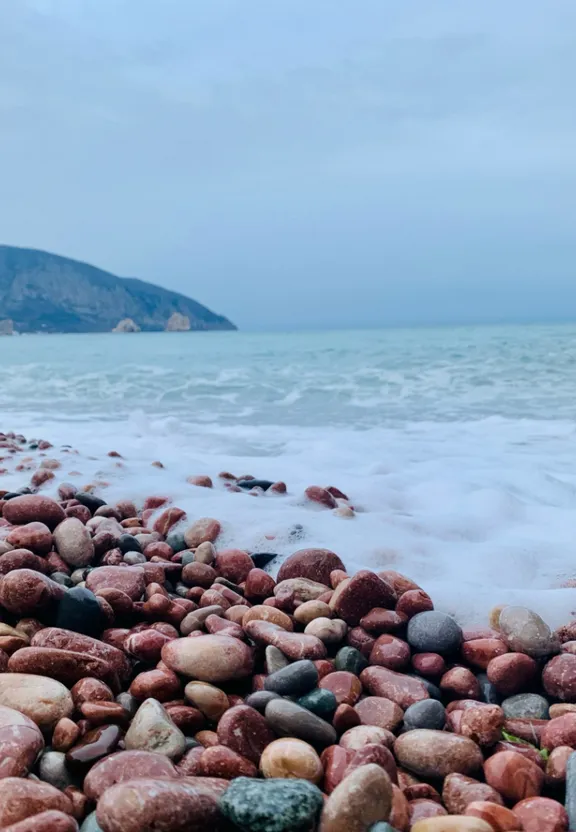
left=80, top=812, right=104, bottom=832
left=566, top=750, right=576, bottom=829
left=38, top=750, right=75, bottom=790
left=265, top=645, right=290, bottom=675
left=264, top=660, right=319, bottom=697
left=407, top=611, right=463, bottom=655
left=181, top=550, right=196, bottom=567
left=403, top=699, right=446, bottom=731
left=245, top=691, right=282, bottom=712
left=116, top=692, right=138, bottom=718
left=265, top=699, right=337, bottom=749
left=502, top=693, right=549, bottom=720
left=477, top=672, right=500, bottom=705
left=123, top=551, right=147, bottom=565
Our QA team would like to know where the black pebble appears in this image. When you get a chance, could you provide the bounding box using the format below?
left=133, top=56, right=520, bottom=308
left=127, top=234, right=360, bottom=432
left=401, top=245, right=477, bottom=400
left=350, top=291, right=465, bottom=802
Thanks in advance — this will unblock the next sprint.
left=118, top=534, right=142, bottom=554
left=237, top=479, right=274, bottom=491
left=250, top=552, right=278, bottom=569
left=55, top=587, right=106, bottom=637
left=75, top=492, right=107, bottom=513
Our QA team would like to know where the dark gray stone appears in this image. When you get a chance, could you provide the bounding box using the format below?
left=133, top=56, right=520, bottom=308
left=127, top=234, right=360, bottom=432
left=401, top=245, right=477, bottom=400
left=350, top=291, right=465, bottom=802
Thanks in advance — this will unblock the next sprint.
left=51, top=572, right=74, bottom=588
left=123, top=551, right=146, bottom=565
left=502, top=693, right=549, bottom=720
left=181, top=550, right=196, bottom=567
left=80, top=812, right=104, bottom=832
left=166, top=530, right=187, bottom=553
left=245, top=691, right=281, bottom=712
left=265, top=646, right=290, bottom=675
left=265, top=699, right=337, bottom=749
left=238, top=479, right=274, bottom=491
left=477, top=672, right=500, bottom=705
left=55, top=586, right=106, bottom=637
left=335, top=646, right=368, bottom=675
left=251, top=552, right=279, bottom=569
left=38, top=750, right=76, bottom=790
left=403, top=699, right=446, bottom=731
left=297, top=688, right=337, bottom=720
left=118, top=534, right=141, bottom=554
left=264, top=660, right=319, bottom=697
left=406, top=611, right=462, bottom=655
left=75, top=492, right=107, bottom=513
left=220, top=777, right=323, bottom=832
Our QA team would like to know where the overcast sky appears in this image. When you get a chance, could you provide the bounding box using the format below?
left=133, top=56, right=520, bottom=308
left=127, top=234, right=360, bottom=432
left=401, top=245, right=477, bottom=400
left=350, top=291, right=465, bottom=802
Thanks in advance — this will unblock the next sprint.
left=1, top=1, right=576, bottom=330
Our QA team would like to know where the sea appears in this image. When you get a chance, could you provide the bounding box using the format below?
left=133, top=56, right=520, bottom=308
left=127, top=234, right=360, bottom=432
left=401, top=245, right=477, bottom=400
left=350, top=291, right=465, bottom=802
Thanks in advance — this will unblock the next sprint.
left=2, top=324, right=576, bottom=627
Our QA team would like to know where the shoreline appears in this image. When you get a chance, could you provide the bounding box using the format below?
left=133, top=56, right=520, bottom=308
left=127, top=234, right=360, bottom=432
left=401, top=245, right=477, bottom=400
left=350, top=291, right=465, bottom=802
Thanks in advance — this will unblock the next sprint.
left=0, top=429, right=575, bottom=828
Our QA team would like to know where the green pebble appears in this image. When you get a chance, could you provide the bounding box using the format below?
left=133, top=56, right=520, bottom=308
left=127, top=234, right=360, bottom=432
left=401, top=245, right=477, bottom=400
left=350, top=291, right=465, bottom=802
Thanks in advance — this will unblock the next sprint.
left=297, top=687, right=337, bottom=719
left=368, top=825, right=400, bottom=832
left=219, top=777, right=324, bottom=832
left=335, top=646, right=368, bottom=675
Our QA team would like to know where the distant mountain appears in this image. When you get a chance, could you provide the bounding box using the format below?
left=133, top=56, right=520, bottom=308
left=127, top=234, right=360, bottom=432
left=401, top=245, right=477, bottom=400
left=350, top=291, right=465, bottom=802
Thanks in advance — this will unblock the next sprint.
left=0, top=245, right=236, bottom=333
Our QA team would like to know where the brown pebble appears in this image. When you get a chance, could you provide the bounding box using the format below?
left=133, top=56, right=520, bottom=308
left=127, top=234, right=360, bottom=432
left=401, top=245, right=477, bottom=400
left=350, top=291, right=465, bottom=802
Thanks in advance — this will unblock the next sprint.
left=484, top=750, right=544, bottom=803
left=260, top=738, right=323, bottom=783
left=319, top=763, right=393, bottom=832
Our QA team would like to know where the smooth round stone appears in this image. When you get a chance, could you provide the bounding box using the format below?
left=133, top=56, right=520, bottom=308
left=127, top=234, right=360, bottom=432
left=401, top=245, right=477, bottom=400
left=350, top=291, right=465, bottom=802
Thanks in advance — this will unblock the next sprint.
left=297, top=688, right=338, bottom=720
left=319, top=671, right=362, bottom=706
left=294, top=600, right=332, bottom=625
left=220, top=776, right=324, bottom=832
left=502, top=693, right=550, bottom=720
left=245, top=691, right=281, bottom=712
left=355, top=697, right=404, bottom=732
left=55, top=587, right=107, bottom=638
left=53, top=518, right=94, bottom=567
left=0, top=674, right=73, bottom=731
left=84, top=750, right=179, bottom=800
left=335, top=646, right=368, bottom=675
left=2, top=495, right=65, bottom=529
left=498, top=606, right=559, bottom=658
left=407, top=612, right=462, bottom=655
left=118, top=534, right=141, bottom=554
left=75, top=492, right=106, bottom=512
left=38, top=750, right=75, bottom=791
left=184, top=682, right=230, bottom=721
left=96, top=776, right=228, bottom=832
left=260, top=738, right=323, bottom=784
left=484, top=751, right=544, bottom=803
left=277, top=548, right=345, bottom=585
left=265, top=699, right=337, bottom=749
left=513, top=797, right=569, bottom=832
left=543, top=654, right=576, bottom=702
left=0, top=778, right=73, bottom=827
left=161, top=635, right=254, bottom=683
left=411, top=820, right=493, bottom=831
left=183, top=517, right=222, bottom=549
left=487, top=653, right=538, bottom=696
left=464, top=803, right=518, bottom=832
left=305, top=618, right=347, bottom=644
left=166, top=530, right=187, bottom=553
left=320, top=764, right=394, bottom=832
left=403, top=700, right=446, bottom=731
left=124, top=551, right=147, bottom=565
left=85, top=566, right=146, bottom=601
left=66, top=724, right=122, bottom=772
left=395, top=730, right=483, bottom=778
left=217, top=705, right=275, bottom=764
left=265, top=646, right=290, bottom=675
left=360, top=667, right=429, bottom=709
left=124, top=699, right=186, bottom=760
left=264, top=660, right=319, bottom=697
left=442, top=773, right=504, bottom=814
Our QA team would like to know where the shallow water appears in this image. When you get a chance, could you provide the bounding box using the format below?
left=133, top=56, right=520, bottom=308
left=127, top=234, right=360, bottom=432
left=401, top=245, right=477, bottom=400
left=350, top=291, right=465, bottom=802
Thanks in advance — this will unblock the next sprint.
left=2, top=324, right=576, bottom=625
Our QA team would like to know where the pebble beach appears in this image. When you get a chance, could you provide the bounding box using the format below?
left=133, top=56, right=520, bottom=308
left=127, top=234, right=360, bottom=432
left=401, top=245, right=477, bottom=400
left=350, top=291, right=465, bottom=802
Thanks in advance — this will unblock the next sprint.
left=0, top=429, right=575, bottom=831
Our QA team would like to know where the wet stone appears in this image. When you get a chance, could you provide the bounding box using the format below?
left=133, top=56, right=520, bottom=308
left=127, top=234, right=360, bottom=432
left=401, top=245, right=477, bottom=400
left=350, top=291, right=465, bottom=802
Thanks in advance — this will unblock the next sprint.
left=245, top=691, right=281, bottom=712
left=499, top=606, right=559, bottom=658
left=407, top=611, right=463, bottom=655
left=217, top=705, right=275, bottom=764
left=220, top=776, right=324, bottom=832
left=265, top=646, right=290, bottom=675
left=394, top=730, right=483, bottom=778
left=83, top=750, right=179, bottom=800
left=66, top=724, right=122, bottom=772
left=265, top=698, right=337, bottom=749
left=335, top=646, right=368, bottom=675
left=264, top=660, right=319, bottom=696
left=403, top=700, right=446, bottom=731
left=502, top=693, right=550, bottom=720
left=124, top=698, right=186, bottom=760
left=297, top=688, right=338, bottom=720
left=55, top=587, right=107, bottom=638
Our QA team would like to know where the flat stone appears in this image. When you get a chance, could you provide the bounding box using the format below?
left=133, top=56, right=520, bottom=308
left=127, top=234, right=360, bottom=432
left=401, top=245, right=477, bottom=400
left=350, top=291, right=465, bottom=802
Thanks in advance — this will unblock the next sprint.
left=403, top=700, right=446, bottom=731
left=124, top=698, right=186, bottom=760
left=96, top=776, right=228, bottom=832
left=220, top=776, right=324, bottom=832
left=0, top=673, right=73, bottom=731
left=162, top=635, right=254, bottom=682
left=502, top=693, right=550, bottom=720
left=394, top=730, right=483, bottom=778
left=264, top=660, right=319, bottom=696
left=407, top=611, right=462, bottom=655
left=265, top=699, right=337, bottom=749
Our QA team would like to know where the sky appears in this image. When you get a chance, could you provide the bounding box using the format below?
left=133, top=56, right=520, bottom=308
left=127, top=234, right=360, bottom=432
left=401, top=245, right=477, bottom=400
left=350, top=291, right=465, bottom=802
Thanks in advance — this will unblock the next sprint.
left=1, top=1, right=576, bottom=331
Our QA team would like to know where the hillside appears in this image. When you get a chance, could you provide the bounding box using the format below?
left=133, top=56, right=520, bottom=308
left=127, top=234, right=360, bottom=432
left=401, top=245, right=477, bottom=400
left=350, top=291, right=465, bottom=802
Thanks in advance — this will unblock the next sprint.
left=0, top=245, right=236, bottom=333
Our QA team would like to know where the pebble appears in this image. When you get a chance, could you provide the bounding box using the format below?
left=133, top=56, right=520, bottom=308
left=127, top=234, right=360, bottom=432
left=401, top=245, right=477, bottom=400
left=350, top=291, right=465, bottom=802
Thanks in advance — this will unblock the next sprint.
left=85, top=566, right=145, bottom=601
left=294, top=599, right=332, bottom=625
left=66, top=724, right=122, bottom=772
left=38, top=750, right=76, bottom=791
left=264, top=660, right=319, bottom=696
left=487, top=652, right=538, bottom=696
left=2, top=494, right=65, bottom=529
left=55, top=587, right=107, bottom=638
left=354, top=697, right=404, bottom=732
left=333, top=571, right=396, bottom=626
left=276, top=548, right=346, bottom=585
left=361, top=666, right=430, bottom=709
left=260, top=738, right=323, bottom=783
left=184, top=681, right=230, bottom=721
left=543, top=654, right=576, bottom=702
left=319, top=671, right=362, bottom=706
left=265, top=698, right=337, bottom=748
left=53, top=518, right=95, bottom=567
left=161, top=635, right=254, bottom=682
left=297, top=688, right=338, bottom=719
left=83, top=750, right=179, bottom=800
left=183, top=518, right=221, bottom=548
left=0, top=673, right=73, bottom=730
left=442, top=773, right=504, bottom=814
left=502, top=692, right=550, bottom=719
left=220, top=776, right=324, bottom=832
left=265, top=645, right=290, bottom=674
left=406, top=611, right=463, bottom=655
left=217, top=705, right=275, bottom=764
left=0, top=778, right=73, bottom=827
left=513, top=797, right=569, bottom=832
left=96, top=776, right=228, bottom=832
left=566, top=751, right=576, bottom=830
left=403, top=700, right=446, bottom=731
left=305, top=617, right=347, bottom=644
left=411, top=820, right=493, bottom=831
left=484, top=750, right=544, bottom=803
left=464, top=802, right=518, bottom=831
left=200, top=745, right=258, bottom=779
left=339, top=725, right=395, bottom=751
left=319, top=764, right=393, bottom=832
left=335, top=646, right=368, bottom=675
left=369, top=635, right=411, bottom=671
left=124, top=698, right=186, bottom=760
left=498, top=605, right=559, bottom=657
left=394, top=730, right=483, bottom=778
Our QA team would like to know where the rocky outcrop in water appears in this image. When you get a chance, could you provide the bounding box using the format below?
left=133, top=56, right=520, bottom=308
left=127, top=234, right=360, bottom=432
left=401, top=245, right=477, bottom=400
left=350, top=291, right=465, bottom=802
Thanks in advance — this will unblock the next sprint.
left=165, top=313, right=191, bottom=332
left=0, top=245, right=236, bottom=334
left=112, top=318, right=141, bottom=333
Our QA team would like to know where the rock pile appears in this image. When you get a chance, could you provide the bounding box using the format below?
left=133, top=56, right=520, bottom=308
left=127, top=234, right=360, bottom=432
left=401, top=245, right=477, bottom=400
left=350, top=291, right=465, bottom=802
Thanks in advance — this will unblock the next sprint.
left=0, top=436, right=575, bottom=830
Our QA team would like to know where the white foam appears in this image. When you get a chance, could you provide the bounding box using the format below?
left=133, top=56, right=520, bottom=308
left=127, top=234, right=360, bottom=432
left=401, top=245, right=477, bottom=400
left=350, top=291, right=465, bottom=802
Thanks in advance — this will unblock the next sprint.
left=4, top=411, right=576, bottom=628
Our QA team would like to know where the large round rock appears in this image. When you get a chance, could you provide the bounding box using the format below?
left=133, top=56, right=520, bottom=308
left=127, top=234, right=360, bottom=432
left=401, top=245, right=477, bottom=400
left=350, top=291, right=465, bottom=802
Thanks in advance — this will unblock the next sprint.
left=2, top=495, right=65, bottom=529
left=0, top=674, right=73, bottom=731
left=162, top=635, right=254, bottom=683
left=220, top=776, right=324, bottom=832
left=394, top=729, right=483, bottom=778
left=277, top=549, right=345, bottom=585
left=407, top=612, right=462, bottom=655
